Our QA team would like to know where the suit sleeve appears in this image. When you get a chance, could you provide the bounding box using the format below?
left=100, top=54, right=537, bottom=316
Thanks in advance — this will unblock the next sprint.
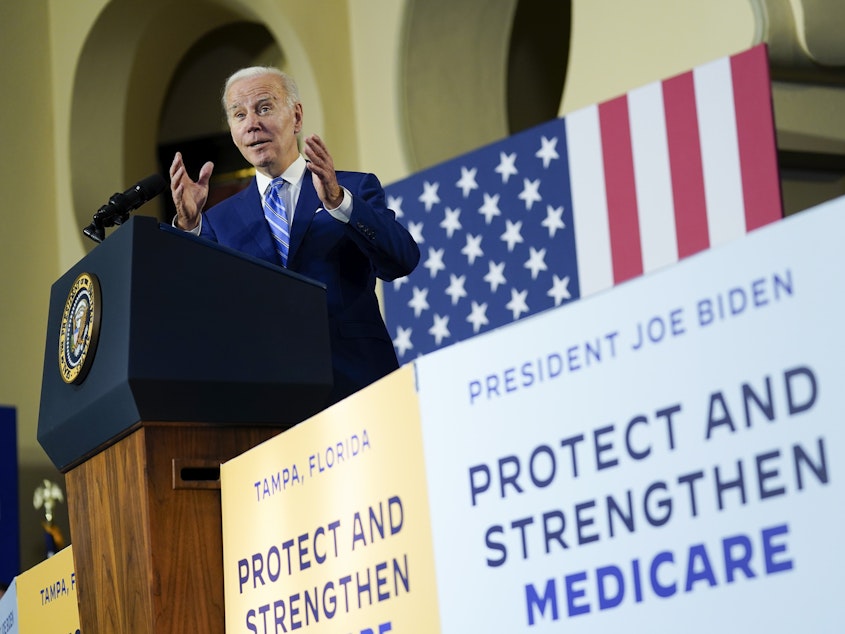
left=344, top=172, right=421, bottom=281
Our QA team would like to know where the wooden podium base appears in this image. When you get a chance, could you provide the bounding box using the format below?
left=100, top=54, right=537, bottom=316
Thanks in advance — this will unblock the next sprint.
left=65, top=423, right=283, bottom=633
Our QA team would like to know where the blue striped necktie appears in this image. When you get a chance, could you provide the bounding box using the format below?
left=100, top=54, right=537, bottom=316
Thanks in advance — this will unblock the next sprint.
left=263, top=178, right=290, bottom=267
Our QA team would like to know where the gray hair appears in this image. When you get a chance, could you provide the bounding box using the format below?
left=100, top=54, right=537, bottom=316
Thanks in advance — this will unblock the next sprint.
left=221, top=66, right=300, bottom=113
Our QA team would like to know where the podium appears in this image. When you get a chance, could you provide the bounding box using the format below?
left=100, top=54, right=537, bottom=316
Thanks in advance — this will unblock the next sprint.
left=37, top=216, right=333, bottom=633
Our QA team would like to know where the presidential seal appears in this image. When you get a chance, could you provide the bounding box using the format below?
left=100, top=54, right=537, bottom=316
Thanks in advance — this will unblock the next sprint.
left=58, top=272, right=101, bottom=384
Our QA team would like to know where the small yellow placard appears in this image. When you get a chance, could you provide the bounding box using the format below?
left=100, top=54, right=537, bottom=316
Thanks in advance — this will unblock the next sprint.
left=16, top=546, right=80, bottom=633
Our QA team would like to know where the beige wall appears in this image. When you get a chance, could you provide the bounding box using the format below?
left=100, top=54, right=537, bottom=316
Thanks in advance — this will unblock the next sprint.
left=0, top=0, right=62, bottom=569
left=562, top=0, right=758, bottom=114
left=347, top=0, right=409, bottom=184
left=0, top=1, right=54, bottom=445
left=2, top=0, right=842, bottom=572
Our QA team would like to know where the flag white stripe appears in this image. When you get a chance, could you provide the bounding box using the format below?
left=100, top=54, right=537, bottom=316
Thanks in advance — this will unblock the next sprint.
left=566, top=105, right=613, bottom=297
left=628, top=81, right=679, bottom=274
left=694, top=57, right=746, bottom=248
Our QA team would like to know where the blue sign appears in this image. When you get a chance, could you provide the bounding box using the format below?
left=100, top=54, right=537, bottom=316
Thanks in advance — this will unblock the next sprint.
left=0, top=406, right=19, bottom=586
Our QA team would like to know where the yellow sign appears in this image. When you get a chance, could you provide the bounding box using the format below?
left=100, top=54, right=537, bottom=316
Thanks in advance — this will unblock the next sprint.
left=222, top=365, right=440, bottom=633
left=15, top=546, right=80, bottom=633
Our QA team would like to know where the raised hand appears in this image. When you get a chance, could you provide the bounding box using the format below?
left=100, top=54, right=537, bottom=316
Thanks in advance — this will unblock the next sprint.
left=304, top=134, right=344, bottom=210
left=169, top=152, right=214, bottom=230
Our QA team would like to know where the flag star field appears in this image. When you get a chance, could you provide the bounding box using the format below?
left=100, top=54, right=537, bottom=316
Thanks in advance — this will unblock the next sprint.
left=385, top=119, right=579, bottom=361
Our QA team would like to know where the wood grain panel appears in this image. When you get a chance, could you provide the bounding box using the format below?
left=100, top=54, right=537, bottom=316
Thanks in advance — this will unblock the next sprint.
left=66, top=423, right=283, bottom=633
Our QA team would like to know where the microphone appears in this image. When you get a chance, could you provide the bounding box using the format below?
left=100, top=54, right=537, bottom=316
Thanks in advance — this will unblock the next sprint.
left=83, top=173, right=168, bottom=243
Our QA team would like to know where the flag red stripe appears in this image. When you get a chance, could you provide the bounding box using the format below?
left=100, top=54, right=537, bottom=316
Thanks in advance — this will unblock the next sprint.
left=730, top=45, right=783, bottom=230
left=663, top=70, right=710, bottom=257
left=599, top=96, right=643, bottom=283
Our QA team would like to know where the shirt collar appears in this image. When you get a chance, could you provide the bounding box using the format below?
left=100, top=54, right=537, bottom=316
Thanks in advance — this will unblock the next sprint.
left=257, top=155, right=308, bottom=196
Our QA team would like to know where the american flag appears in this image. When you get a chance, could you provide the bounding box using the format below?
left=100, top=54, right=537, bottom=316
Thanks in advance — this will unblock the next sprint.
left=383, top=44, right=782, bottom=362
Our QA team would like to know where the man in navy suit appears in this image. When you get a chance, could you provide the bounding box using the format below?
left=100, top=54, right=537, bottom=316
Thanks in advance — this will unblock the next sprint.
left=169, top=66, right=420, bottom=406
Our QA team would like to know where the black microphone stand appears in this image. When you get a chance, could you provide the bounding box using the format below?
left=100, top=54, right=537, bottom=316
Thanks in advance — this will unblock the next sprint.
left=83, top=174, right=167, bottom=243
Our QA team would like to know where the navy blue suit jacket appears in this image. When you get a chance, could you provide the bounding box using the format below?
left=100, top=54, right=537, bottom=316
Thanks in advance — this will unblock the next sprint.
left=201, top=170, right=420, bottom=405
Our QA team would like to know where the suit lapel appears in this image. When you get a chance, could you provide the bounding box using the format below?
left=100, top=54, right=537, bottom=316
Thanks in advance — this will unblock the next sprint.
left=289, top=176, right=321, bottom=264
left=238, top=179, right=279, bottom=263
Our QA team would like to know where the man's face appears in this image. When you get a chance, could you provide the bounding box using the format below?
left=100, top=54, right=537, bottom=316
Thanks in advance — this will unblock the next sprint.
left=225, top=74, right=303, bottom=178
